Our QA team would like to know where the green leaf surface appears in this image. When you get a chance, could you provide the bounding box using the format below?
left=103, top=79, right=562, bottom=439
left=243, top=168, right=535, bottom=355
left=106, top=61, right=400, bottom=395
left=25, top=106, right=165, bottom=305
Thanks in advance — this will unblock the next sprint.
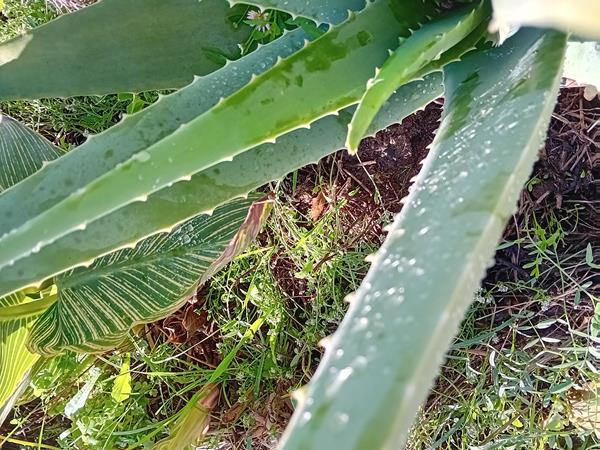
left=0, top=73, right=442, bottom=300
left=229, top=0, right=367, bottom=25
left=0, top=115, right=63, bottom=192
left=111, top=353, right=132, bottom=403
left=280, top=28, right=566, bottom=450
left=346, top=2, right=490, bottom=152
left=564, top=41, right=600, bottom=89
left=0, top=0, right=249, bottom=100
left=0, top=0, right=438, bottom=287
left=28, top=196, right=270, bottom=354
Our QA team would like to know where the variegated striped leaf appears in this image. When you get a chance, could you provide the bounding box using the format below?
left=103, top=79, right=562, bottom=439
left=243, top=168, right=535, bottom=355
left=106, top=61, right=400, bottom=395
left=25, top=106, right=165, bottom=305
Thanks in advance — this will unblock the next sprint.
left=0, top=293, right=42, bottom=406
left=28, top=196, right=271, bottom=355
left=0, top=114, right=63, bottom=192
left=0, top=116, right=62, bottom=407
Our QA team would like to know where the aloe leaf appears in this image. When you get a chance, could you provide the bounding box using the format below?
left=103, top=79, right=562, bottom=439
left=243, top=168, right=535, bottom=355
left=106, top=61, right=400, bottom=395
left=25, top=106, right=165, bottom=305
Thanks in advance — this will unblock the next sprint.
left=564, top=41, right=600, bottom=90
left=492, top=0, right=600, bottom=40
left=0, top=115, right=63, bottom=191
left=28, top=196, right=269, bottom=355
left=346, top=2, right=490, bottom=152
left=229, top=0, right=367, bottom=25
left=0, top=74, right=442, bottom=300
left=0, top=0, right=250, bottom=100
left=0, top=29, right=309, bottom=245
left=280, top=28, right=566, bottom=450
left=0, top=0, right=437, bottom=277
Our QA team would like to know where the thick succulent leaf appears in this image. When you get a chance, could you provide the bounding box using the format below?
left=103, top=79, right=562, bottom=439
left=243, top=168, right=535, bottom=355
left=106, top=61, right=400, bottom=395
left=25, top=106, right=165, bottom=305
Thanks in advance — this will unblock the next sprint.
left=0, top=293, right=41, bottom=406
left=492, top=0, right=600, bottom=40
left=0, top=29, right=308, bottom=252
left=28, top=196, right=270, bottom=355
left=280, top=28, right=566, bottom=450
left=0, top=0, right=438, bottom=282
left=229, top=0, right=367, bottom=25
left=346, top=2, right=490, bottom=152
left=564, top=41, right=600, bottom=90
left=0, top=115, right=63, bottom=192
left=0, top=75, right=442, bottom=300
left=0, top=0, right=249, bottom=100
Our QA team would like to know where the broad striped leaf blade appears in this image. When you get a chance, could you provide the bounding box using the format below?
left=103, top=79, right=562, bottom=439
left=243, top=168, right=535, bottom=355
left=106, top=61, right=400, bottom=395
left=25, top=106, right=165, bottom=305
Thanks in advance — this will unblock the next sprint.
left=0, top=116, right=62, bottom=407
left=346, top=2, right=490, bottom=152
left=0, top=0, right=249, bottom=100
left=229, top=0, right=367, bottom=25
left=281, top=28, right=566, bottom=450
left=0, top=293, right=41, bottom=406
left=28, top=196, right=270, bottom=355
left=0, top=0, right=438, bottom=281
left=0, top=73, right=443, bottom=299
left=0, top=114, right=63, bottom=191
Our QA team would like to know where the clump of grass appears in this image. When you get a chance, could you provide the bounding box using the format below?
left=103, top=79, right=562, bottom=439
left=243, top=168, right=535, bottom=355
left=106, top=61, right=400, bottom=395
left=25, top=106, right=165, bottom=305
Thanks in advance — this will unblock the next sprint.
left=200, top=181, right=381, bottom=445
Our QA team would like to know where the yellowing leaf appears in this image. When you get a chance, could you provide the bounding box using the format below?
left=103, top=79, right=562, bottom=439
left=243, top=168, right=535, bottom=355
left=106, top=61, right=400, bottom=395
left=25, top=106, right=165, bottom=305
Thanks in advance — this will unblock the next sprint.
left=111, top=353, right=132, bottom=403
left=154, top=384, right=219, bottom=450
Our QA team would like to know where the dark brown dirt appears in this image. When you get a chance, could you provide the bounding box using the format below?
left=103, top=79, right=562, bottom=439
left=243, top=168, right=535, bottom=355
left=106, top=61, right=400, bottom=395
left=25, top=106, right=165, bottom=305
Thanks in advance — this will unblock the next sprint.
left=416, top=88, right=600, bottom=447
left=486, top=88, right=600, bottom=313
left=268, top=104, right=441, bottom=305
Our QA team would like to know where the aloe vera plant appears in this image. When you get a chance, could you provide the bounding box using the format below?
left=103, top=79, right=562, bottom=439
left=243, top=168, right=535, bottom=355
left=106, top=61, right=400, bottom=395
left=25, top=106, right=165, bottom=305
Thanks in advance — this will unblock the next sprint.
left=0, top=0, right=598, bottom=447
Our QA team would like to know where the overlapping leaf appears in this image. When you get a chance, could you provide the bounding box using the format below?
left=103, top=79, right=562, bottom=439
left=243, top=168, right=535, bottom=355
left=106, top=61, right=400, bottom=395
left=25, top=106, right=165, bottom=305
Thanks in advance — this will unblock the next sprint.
left=281, top=28, right=566, bottom=450
left=0, top=0, right=440, bottom=296
left=0, top=0, right=249, bottom=100
left=0, top=293, right=41, bottom=406
left=0, top=115, right=63, bottom=191
left=28, top=196, right=270, bottom=354
left=346, top=2, right=490, bottom=151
